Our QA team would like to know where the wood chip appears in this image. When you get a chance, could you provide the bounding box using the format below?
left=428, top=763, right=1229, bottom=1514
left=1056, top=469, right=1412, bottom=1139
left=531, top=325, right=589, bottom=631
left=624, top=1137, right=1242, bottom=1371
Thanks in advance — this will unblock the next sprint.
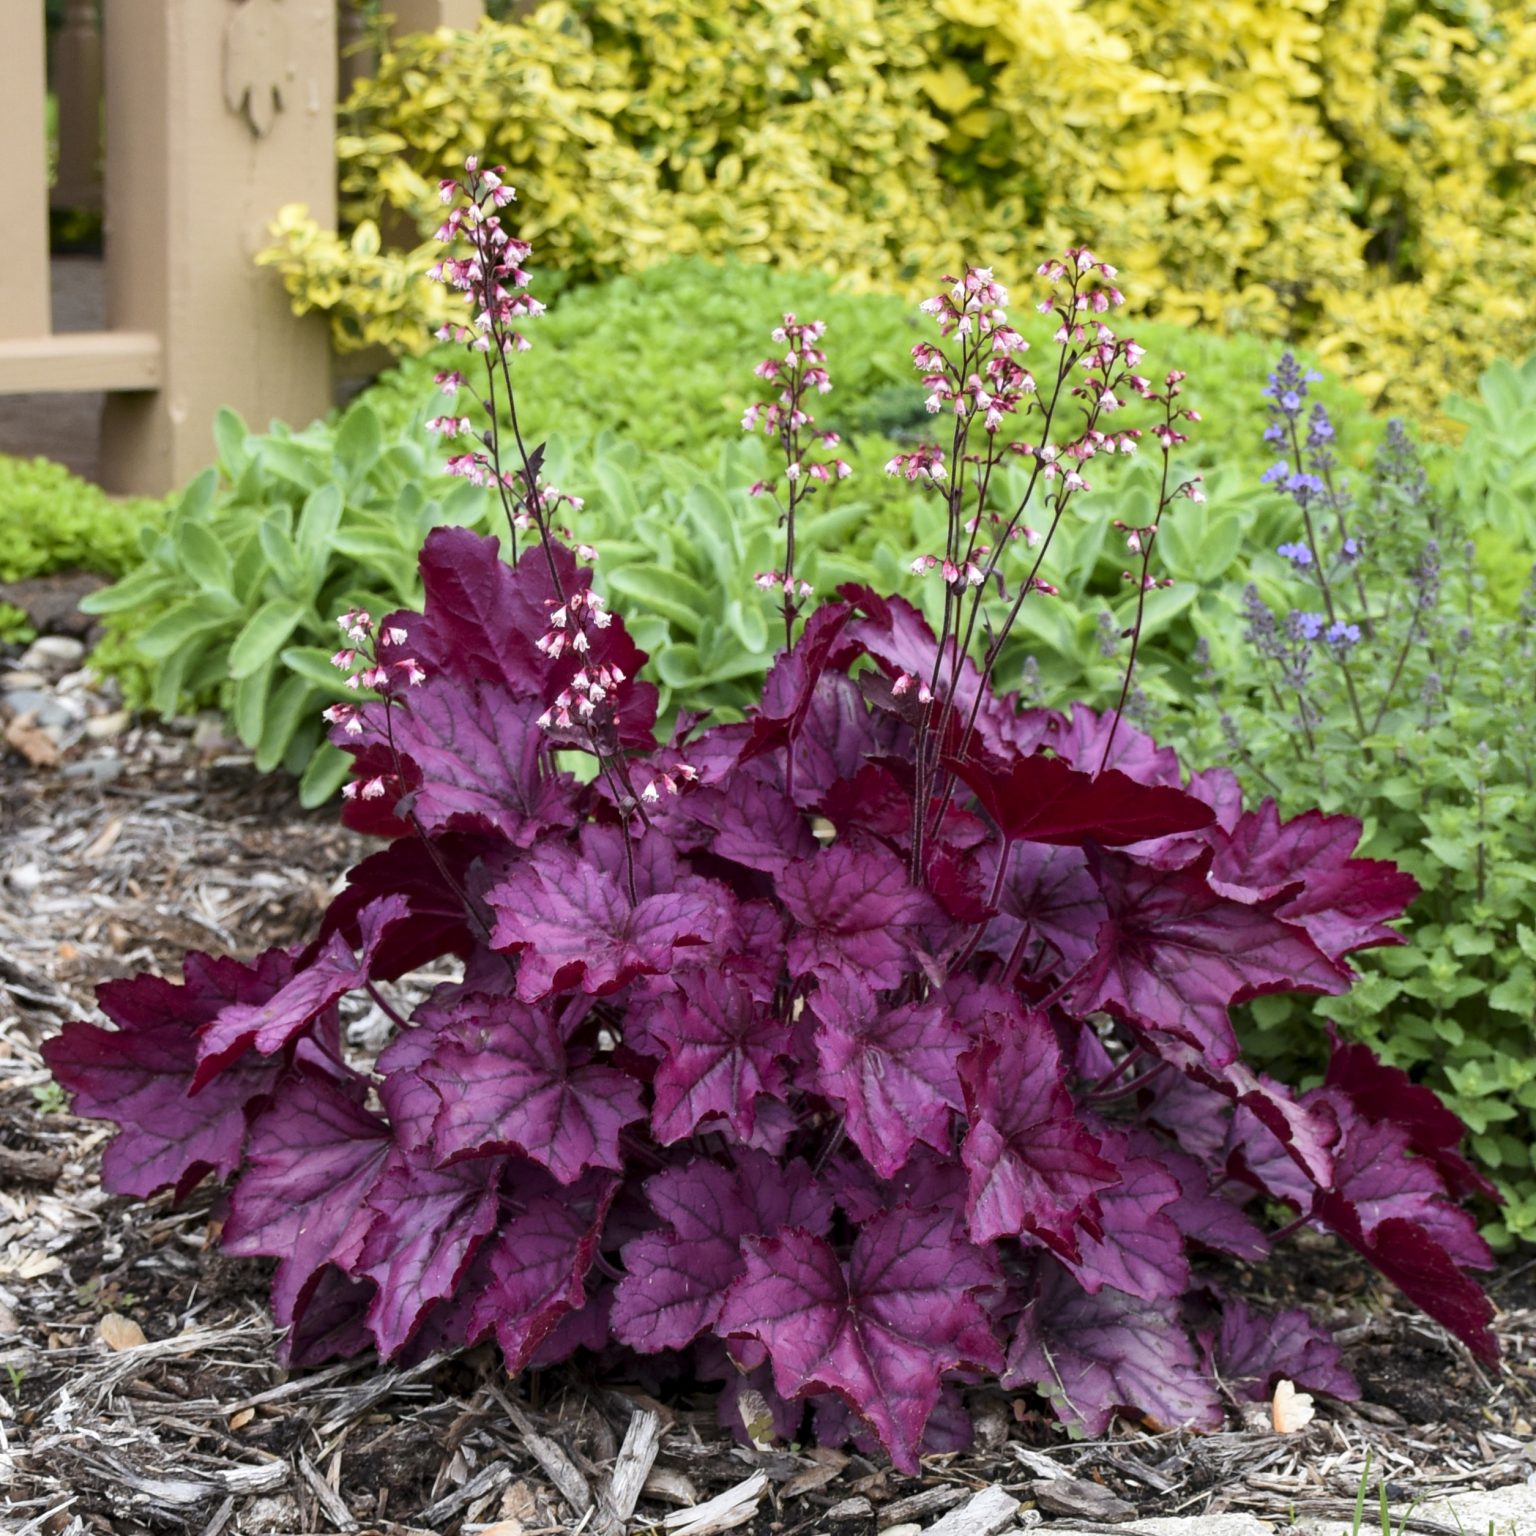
left=600, top=1408, right=663, bottom=1529
left=662, top=1470, right=770, bottom=1536
left=924, top=1484, right=1021, bottom=1536
left=298, top=1449, right=359, bottom=1531
left=642, top=1465, right=702, bottom=1508
left=780, top=1448, right=850, bottom=1500
left=1031, top=1476, right=1137, bottom=1523
left=876, top=1485, right=971, bottom=1525
left=96, top=1313, right=148, bottom=1351
left=825, top=1496, right=874, bottom=1522
left=501, top=1397, right=594, bottom=1515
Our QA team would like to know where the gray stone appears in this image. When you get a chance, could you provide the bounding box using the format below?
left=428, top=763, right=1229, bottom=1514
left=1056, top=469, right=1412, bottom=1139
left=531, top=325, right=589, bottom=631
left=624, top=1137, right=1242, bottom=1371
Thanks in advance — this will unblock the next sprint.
left=4, top=689, right=83, bottom=731
left=60, top=754, right=124, bottom=785
left=20, top=635, right=86, bottom=670
left=6, top=863, right=43, bottom=895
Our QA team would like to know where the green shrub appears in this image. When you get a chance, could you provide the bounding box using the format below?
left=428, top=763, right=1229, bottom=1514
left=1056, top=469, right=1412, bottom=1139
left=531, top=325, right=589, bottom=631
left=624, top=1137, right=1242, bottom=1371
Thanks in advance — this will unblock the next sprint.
left=83, top=404, right=493, bottom=803
left=1157, top=364, right=1536, bottom=1245
left=0, top=454, right=164, bottom=641
left=0, top=454, right=162, bottom=584
left=261, top=0, right=1536, bottom=409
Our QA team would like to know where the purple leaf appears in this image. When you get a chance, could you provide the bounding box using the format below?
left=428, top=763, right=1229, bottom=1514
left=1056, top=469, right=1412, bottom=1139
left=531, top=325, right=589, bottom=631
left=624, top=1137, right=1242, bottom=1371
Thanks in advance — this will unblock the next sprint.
left=945, top=752, right=1213, bottom=847
left=488, top=859, right=720, bottom=1000
left=1004, top=1261, right=1221, bottom=1436
left=1048, top=704, right=1184, bottom=785
left=1069, top=847, right=1349, bottom=1067
left=810, top=976, right=967, bottom=1178
left=980, top=841, right=1104, bottom=978
left=778, top=842, right=942, bottom=990
left=1305, top=1095, right=1497, bottom=1363
left=611, top=1153, right=831, bottom=1353
left=223, top=1070, right=392, bottom=1335
left=466, top=1168, right=618, bottom=1372
left=422, top=995, right=645, bottom=1181
left=1205, top=1296, right=1358, bottom=1403
left=281, top=1265, right=376, bottom=1367
left=401, top=528, right=658, bottom=748
left=1323, top=1032, right=1498, bottom=1202
left=719, top=1206, right=1002, bottom=1475
left=792, top=672, right=890, bottom=809
left=645, top=972, right=792, bottom=1144
left=678, top=777, right=817, bottom=875
left=353, top=678, right=580, bottom=843
left=1126, top=1134, right=1270, bottom=1262
left=958, top=1030, right=1118, bottom=1257
left=1057, top=1143, right=1189, bottom=1302
left=742, top=603, right=854, bottom=763
left=42, top=950, right=334, bottom=1201
left=1210, top=801, right=1418, bottom=962
left=313, top=834, right=480, bottom=981
left=356, top=1148, right=504, bottom=1357
left=194, top=895, right=410, bottom=1088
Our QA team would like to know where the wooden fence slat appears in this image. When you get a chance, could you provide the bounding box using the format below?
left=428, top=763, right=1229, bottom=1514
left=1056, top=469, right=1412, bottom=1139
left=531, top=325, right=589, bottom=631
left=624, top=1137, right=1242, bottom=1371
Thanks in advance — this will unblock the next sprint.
left=98, top=0, right=337, bottom=495
left=0, top=4, right=52, bottom=340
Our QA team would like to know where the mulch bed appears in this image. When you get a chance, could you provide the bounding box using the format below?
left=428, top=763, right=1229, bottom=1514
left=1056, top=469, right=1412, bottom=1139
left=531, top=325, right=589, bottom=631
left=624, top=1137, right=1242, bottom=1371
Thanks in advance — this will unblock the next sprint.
left=2, top=689, right=1533, bottom=1536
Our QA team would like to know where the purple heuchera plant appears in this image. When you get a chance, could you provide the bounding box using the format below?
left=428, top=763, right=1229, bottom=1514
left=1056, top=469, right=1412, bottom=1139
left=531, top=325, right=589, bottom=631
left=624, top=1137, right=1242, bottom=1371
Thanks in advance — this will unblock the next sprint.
left=45, top=164, right=1499, bottom=1474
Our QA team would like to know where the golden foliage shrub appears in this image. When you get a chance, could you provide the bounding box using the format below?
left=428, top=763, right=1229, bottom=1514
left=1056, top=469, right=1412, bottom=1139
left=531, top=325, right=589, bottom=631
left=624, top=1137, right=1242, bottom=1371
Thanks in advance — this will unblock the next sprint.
left=260, top=0, right=1536, bottom=407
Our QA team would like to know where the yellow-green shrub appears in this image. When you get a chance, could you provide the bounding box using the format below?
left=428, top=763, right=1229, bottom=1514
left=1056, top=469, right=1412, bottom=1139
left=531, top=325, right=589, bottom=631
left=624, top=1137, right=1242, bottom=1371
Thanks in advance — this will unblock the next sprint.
left=260, top=0, right=1536, bottom=408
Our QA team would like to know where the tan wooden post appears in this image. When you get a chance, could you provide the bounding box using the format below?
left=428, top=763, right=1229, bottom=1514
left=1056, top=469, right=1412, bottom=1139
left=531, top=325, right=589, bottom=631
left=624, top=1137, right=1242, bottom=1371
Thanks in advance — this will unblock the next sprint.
left=387, top=0, right=483, bottom=41
left=0, top=4, right=52, bottom=340
left=99, top=0, right=337, bottom=497
left=51, top=0, right=104, bottom=209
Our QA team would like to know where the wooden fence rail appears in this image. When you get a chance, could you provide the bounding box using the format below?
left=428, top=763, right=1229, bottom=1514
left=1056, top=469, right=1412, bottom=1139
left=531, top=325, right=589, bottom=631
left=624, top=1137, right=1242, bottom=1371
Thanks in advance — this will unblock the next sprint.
left=0, top=0, right=483, bottom=497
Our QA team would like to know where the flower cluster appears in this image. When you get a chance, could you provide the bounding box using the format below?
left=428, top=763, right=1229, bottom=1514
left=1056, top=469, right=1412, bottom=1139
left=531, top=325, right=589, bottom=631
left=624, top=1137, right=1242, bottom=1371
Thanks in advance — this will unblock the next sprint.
left=741, top=313, right=850, bottom=638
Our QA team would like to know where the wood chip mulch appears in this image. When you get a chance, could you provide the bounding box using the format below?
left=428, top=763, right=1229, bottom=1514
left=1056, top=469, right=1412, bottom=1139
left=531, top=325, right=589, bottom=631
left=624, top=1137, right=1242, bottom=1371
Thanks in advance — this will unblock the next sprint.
left=2, top=697, right=1533, bottom=1536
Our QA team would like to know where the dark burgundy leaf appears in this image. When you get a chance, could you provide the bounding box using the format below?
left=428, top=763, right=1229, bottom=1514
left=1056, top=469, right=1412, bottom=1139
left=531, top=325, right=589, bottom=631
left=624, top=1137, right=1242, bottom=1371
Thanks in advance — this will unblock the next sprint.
left=313, top=834, right=481, bottom=981
left=422, top=994, right=645, bottom=1181
left=742, top=603, right=853, bottom=762
left=1004, top=1261, right=1221, bottom=1436
left=810, top=976, right=967, bottom=1178
left=194, top=895, right=409, bottom=1088
left=778, top=842, right=942, bottom=990
left=958, top=1031, right=1117, bottom=1257
left=945, top=752, right=1213, bottom=847
left=719, top=1206, right=1001, bottom=1474
left=1323, top=1031, right=1498, bottom=1202
left=1068, top=848, right=1349, bottom=1068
